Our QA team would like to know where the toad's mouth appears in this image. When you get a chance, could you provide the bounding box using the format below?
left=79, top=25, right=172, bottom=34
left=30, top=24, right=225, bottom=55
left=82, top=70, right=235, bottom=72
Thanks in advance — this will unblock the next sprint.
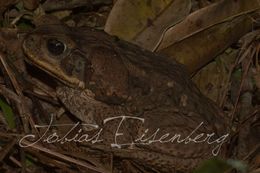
left=23, top=43, right=85, bottom=89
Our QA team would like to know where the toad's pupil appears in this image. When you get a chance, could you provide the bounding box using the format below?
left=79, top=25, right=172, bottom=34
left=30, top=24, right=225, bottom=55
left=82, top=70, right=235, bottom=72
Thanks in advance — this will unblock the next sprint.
left=47, top=39, right=65, bottom=56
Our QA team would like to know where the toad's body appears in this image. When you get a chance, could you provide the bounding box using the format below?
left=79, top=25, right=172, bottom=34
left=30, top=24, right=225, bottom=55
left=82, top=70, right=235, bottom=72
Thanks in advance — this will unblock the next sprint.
left=23, top=25, right=228, bottom=172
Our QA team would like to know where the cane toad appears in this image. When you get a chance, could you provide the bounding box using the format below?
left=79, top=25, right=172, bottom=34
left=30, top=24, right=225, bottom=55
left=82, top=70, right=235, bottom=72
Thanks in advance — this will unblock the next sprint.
left=22, top=24, right=228, bottom=172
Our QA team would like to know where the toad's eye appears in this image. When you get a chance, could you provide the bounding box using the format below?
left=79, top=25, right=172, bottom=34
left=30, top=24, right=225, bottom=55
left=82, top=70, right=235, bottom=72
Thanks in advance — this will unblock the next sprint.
left=47, top=39, right=66, bottom=56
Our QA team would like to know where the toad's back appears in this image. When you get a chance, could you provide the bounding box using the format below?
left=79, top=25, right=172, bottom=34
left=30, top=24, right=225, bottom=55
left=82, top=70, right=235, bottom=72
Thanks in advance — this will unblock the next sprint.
left=23, top=24, right=228, bottom=172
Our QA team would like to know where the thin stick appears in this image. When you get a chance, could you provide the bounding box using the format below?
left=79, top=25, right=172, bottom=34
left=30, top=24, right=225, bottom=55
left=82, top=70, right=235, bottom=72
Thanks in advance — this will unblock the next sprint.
left=20, top=139, right=109, bottom=173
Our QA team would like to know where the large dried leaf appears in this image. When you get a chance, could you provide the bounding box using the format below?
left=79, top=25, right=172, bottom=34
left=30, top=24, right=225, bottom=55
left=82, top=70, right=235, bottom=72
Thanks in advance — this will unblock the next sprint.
left=159, top=16, right=255, bottom=73
left=156, top=0, right=260, bottom=74
left=105, top=0, right=191, bottom=50
left=158, top=0, right=260, bottom=50
left=192, top=49, right=237, bottom=104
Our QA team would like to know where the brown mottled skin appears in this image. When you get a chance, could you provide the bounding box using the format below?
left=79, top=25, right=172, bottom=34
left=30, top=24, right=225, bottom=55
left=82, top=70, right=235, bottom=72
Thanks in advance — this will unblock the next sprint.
left=23, top=24, right=228, bottom=172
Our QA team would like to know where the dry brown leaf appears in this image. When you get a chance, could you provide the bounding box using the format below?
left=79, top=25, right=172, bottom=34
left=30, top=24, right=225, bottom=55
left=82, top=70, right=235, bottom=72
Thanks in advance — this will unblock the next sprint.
left=156, top=0, right=260, bottom=74
left=157, top=0, right=260, bottom=50
left=42, top=0, right=93, bottom=11
left=105, top=0, right=191, bottom=50
left=159, top=14, right=259, bottom=74
left=23, top=0, right=39, bottom=11
left=192, top=49, right=237, bottom=104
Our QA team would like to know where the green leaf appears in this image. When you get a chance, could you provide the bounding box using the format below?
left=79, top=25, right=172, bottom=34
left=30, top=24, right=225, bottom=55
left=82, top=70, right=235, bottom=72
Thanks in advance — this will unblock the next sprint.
left=25, top=155, right=34, bottom=167
left=15, top=1, right=24, bottom=12
left=193, top=158, right=231, bottom=173
left=193, top=158, right=248, bottom=173
left=0, top=98, right=15, bottom=129
left=226, top=159, right=247, bottom=173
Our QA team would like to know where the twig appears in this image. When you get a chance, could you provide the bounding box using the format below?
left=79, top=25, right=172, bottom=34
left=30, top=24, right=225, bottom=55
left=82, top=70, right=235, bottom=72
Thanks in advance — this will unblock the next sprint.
left=20, top=139, right=109, bottom=173
left=0, top=52, right=22, bottom=96
left=0, top=138, right=17, bottom=162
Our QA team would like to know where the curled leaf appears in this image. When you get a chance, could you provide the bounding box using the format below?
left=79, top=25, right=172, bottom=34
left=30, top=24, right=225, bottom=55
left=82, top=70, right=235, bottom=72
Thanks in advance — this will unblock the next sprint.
left=105, top=0, right=191, bottom=50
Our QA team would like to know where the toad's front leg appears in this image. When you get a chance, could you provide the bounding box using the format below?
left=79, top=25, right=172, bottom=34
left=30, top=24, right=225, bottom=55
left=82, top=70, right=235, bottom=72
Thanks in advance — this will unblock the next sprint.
left=56, top=86, right=137, bottom=144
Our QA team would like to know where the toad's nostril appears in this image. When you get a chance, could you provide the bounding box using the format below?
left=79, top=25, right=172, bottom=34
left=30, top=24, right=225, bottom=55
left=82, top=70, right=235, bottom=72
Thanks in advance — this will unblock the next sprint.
left=25, top=36, right=36, bottom=48
left=24, top=36, right=41, bottom=57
